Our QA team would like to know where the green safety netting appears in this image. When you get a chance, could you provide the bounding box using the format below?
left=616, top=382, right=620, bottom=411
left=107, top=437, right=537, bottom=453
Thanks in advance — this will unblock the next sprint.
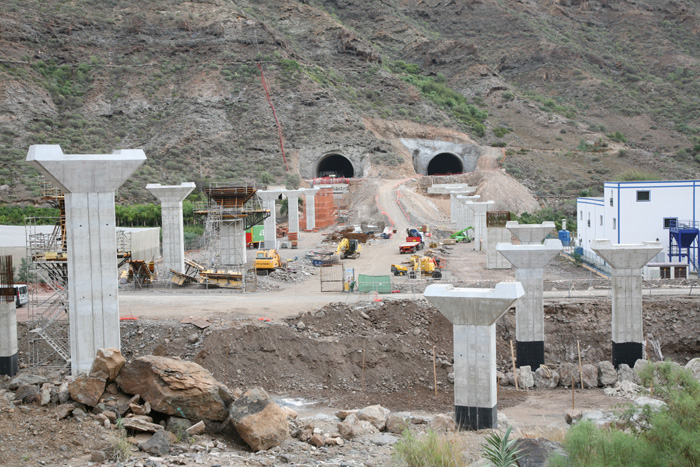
left=357, top=274, right=392, bottom=293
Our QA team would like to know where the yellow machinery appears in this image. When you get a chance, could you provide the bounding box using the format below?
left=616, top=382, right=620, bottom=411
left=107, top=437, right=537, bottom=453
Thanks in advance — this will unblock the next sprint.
left=336, top=238, right=361, bottom=259
left=254, top=249, right=285, bottom=272
left=391, top=255, right=442, bottom=279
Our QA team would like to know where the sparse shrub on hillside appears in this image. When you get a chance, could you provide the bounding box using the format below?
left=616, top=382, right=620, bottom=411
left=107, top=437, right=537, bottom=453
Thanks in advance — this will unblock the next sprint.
left=389, top=62, right=488, bottom=137
left=617, top=169, right=659, bottom=181
left=523, top=91, right=576, bottom=119
left=493, top=127, right=511, bottom=138
left=607, top=131, right=627, bottom=143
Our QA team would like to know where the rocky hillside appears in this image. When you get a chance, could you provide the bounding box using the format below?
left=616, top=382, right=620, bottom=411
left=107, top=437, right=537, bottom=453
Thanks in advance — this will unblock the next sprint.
left=1, top=0, right=699, bottom=205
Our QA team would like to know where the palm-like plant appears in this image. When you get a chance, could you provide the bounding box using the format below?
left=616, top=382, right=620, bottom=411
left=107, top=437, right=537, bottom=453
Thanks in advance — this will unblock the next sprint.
left=482, top=426, right=522, bottom=467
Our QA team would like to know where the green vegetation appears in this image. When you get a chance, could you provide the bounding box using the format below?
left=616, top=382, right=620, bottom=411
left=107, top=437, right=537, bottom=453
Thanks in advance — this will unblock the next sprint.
left=389, top=61, right=488, bottom=137
left=607, top=131, right=627, bottom=143
left=482, top=427, right=522, bottom=467
left=513, top=207, right=576, bottom=232
left=616, top=169, right=660, bottom=181
left=0, top=205, right=60, bottom=224
left=551, top=362, right=700, bottom=466
left=392, top=429, right=463, bottom=467
left=523, top=91, right=577, bottom=119
left=493, top=127, right=512, bottom=138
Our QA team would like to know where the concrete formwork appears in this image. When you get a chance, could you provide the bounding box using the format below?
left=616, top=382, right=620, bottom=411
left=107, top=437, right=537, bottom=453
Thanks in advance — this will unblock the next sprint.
left=496, top=239, right=564, bottom=368
left=221, top=219, right=247, bottom=265
left=146, top=182, right=195, bottom=275
left=465, top=201, right=494, bottom=251
left=424, top=282, right=524, bottom=430
left=506, top=221, right=556, bottom=245
left=27, top=145, right=145, bottom=375
left=591, top=239, right=663, bottom=368
left=257, top=190, right=283, bottom=249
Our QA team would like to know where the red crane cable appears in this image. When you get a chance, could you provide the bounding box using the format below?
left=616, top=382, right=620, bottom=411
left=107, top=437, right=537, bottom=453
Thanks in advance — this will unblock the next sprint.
left=257, top=63, right=289, bottom=171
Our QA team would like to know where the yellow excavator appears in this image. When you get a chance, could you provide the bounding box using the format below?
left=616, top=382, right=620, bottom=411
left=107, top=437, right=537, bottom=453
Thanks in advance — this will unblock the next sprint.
left=391, top=255, right=442, bottom=279
left=336, top=238, right=361, bottom=259
left=254, top=249, right=286, bottom=272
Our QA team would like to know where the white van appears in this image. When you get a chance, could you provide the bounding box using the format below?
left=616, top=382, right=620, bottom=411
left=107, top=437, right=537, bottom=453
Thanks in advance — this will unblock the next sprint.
left=13, top=284, right=28, bottom=308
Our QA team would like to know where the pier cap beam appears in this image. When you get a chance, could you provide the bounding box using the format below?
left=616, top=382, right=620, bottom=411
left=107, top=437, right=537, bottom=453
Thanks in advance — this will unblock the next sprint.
left=506, top=221, right=556, bottom=245
left=591, top=239, right=663, bottom=270
left=27, top=145, right=146, bottom=193
left=496, top=239, right=564, bottom=270
left=424, top=282, right=524, bottom=326
left=146, top=182, right=195, bottom=204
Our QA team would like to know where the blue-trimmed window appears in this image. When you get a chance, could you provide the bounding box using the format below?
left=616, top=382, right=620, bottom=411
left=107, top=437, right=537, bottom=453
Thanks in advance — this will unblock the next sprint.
left=636, top=190, right=651, bottom=202
left=664, top=217, right=678, bottom=229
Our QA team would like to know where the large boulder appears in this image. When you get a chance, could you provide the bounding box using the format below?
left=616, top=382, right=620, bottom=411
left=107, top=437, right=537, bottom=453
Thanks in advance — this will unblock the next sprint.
left=89, top=348, right=126, bottom=382
left=558, top=363, right=580, bottom=387
left=598, top=361, right=618, bottom=386
left=357, top=405, right=390, bottom=431
left=617, top=364, right=636, bottom=384
left=517, top=366, right=535, bottom=389
left=685, top=358, right=700, bottom=381
left=516, top=438, right=567, bottom=467
left=228, top=387, right=289, bottom=451
left=534, top=367, right=559, bottom=389
left=68, top=374, right=106, bottom=408
left=116, top=356, right=232, bottom=421
left=8, top=374, right=47, bottom=390
left=581, top=364, right=599, bottom=388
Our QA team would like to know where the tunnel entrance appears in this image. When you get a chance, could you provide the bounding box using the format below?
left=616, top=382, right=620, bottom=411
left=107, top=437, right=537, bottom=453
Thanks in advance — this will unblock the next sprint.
left=427, top=153, right=463, bottom=175
left=316, top=153, right=355, bottom=178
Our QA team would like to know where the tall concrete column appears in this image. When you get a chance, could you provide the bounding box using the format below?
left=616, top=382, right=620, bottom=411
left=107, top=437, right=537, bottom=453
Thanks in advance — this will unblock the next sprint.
left=457, top=195, right=480, bottom=231
left=146, top=182, right=195, bottom=274
left=591, top=240, right=663, bottom=368
left=425, top=282, right=524, bottom=430
left=506, top=221, right=556, bottom=245
left=303, top=188, right=320, bottom=231
left=221, top=219, right=247, bottom=265
left=257, top=190, right=282, bottom=249
left=465, top=201, right=494, bottom=251
left=27, top=145, right=145, bottom=375
left=449, top=188, right=475, bottom=225
left=284, top=189, right=304, bottom=236
left=496, top=239, right=563, bottom=368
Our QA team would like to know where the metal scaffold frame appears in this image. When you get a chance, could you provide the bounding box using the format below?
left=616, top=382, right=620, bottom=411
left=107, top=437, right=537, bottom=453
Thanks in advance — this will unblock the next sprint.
left=192, top=182, right=270, bottom=292
left=25, top=193, right=70, bottom=369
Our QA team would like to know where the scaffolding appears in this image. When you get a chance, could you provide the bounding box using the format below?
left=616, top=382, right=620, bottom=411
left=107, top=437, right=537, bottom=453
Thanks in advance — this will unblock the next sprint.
left=25, top=181, right=70, bottom=369
left=300, top=188, right=337, bottom=230
left=193, top=182, right=270, bottom=290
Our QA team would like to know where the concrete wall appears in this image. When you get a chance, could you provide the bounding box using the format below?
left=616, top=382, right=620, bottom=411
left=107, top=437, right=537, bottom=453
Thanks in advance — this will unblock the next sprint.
left=399, top=139, right=482, bottom=175
left=297, top=145, right=369, bottom=179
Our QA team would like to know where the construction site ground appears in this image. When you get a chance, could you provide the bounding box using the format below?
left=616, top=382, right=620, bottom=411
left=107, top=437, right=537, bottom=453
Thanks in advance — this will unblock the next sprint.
left=6, top=178, right=700, bottom=465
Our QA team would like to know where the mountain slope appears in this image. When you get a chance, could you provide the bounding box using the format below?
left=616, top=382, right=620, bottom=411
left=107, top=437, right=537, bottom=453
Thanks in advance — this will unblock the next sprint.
left=1, top=0, right=699, bottom=205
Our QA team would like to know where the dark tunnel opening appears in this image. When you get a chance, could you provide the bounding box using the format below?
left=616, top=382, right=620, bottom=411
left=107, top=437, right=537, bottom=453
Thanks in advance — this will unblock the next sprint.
left=316, top=154, right=355, bottom=178
left=427, top=153, right=464, bottom=175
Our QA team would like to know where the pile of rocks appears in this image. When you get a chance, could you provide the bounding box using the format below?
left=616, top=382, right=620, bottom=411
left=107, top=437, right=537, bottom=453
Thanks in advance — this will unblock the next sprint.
left=5, top=348, right=293, bottom=457
left=489, top=357, right=700, bottom=392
